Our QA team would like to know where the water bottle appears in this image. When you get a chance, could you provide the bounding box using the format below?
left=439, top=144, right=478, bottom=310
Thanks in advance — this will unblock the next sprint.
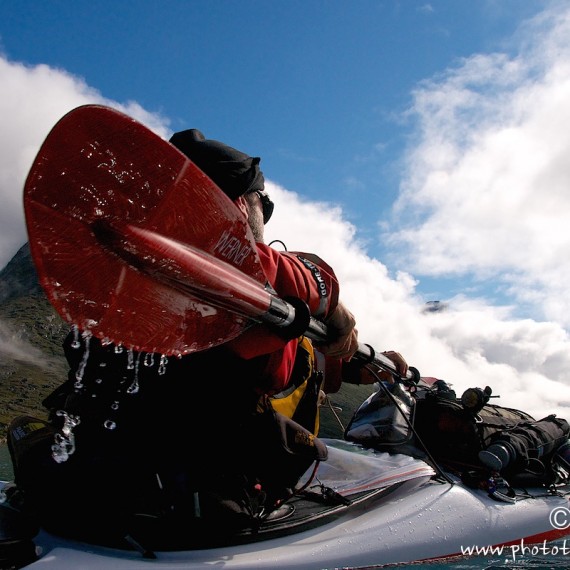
left=478, top=442, right=516, bottom=472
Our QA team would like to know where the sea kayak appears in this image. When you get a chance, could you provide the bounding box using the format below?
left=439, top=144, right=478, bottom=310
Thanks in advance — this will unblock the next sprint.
left=2, top=439, right=569, bottom=569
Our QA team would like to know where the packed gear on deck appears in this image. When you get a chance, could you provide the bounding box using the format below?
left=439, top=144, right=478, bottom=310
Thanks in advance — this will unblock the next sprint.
left=345, top=375, right=570, bottom=490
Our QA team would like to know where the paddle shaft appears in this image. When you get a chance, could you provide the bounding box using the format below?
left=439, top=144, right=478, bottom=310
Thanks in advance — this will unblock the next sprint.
left=95, top=221, right=415, bottom=382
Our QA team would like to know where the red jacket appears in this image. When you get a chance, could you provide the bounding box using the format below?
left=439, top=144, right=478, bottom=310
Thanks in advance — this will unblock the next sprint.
left=227, top=243, right=340, bottom=394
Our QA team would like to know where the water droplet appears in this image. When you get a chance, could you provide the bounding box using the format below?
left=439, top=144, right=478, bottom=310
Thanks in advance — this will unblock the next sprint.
left=71, top=325, right=81, bottom=348
left=158, top=354, right=169, bottom=375
left=127, top=349, right=135, bottom=369
left=51, top=411, right=80, bottom=462
left=51, top=444, right=69, bottom=463
left=104, top=420, right=117, bottom=430
left=74, top=333, right=92, bottom=386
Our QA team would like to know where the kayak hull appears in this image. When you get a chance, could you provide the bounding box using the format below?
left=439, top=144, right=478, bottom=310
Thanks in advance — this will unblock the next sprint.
left=4, top=470, right=569, bottom=569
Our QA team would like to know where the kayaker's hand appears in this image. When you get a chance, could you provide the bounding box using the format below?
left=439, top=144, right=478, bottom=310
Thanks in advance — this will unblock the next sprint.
left=358, top=350, right=408, bottom=384
left=382, top=350, right=408, bottom=377
left=318, top=301, right=359, bottom=361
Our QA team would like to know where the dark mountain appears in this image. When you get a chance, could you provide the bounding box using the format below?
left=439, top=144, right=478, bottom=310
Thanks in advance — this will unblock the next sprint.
left=0, top=243, right=68, bottom=440
left=0, top=242, right=43, bottom=303
left=0, top=244, right=373, bottom=441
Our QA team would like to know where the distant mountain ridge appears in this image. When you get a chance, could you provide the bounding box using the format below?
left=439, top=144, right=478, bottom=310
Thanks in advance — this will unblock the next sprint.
left=0, top=242, right=68, bottom=440
left=0, top=242, right=43, bottom=303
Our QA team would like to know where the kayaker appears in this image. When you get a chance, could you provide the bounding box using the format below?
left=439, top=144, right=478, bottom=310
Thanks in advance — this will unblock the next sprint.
left=8, top=128, right=408, bottom=547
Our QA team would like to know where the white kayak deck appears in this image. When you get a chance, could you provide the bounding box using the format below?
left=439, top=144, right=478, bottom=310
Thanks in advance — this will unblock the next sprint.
left=3, top=439, right=570, bottom=569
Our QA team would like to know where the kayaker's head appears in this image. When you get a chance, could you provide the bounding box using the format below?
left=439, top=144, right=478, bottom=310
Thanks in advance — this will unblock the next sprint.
left=169, top=129, right=273, bottom=241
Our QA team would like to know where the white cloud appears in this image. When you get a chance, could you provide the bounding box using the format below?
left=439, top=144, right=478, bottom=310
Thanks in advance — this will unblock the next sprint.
left=0, top=319, right=62, bottom=368
left=0, top=56, right=171, bottom=270
left=384, top=3, right=570, bottom=329
left=266, top=183, right=570, bottom=420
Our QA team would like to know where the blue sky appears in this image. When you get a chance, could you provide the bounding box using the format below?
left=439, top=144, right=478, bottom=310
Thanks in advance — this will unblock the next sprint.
left=2, top=1, right=570, bottom=419
left=0, top=1, right=545, bottom=298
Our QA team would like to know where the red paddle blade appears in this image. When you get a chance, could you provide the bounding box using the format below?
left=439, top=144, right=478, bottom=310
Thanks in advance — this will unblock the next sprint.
left=24, top=104, right=266, bottom=356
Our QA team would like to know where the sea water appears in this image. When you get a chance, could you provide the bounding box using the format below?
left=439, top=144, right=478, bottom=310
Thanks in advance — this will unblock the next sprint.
left=0, top=442, right=567, bottom=569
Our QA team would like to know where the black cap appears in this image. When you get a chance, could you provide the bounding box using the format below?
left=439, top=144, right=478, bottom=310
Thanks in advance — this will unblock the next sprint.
left=169, top=129, right=264, bottom=200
